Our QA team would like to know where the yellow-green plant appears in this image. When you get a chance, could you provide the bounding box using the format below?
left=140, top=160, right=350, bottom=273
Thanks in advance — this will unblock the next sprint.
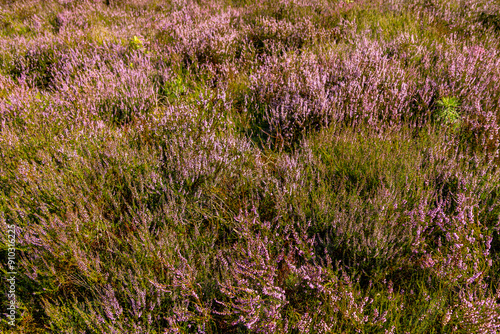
left=129, top=35, right=143, bottom=50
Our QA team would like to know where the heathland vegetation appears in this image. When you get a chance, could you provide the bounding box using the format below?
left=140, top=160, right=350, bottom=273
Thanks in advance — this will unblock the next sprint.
left=1, top=0, right=500, bottom=332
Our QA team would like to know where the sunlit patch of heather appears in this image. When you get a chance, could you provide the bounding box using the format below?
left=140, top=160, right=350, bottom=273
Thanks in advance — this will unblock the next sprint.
left=56, top=52, right=162, bottom=126
left=162, top=254, right=214, bottom=333
left=405, top=136, right=500, bottom=282
left=452, top=289, right=500, bottom=333
left=246, top=51, right=333, bottom=148
left=244, top=16, right=330, bottom=55
left=410, top=194, right=494, bottom=287
left=215, top=208, right=288, bottom=332
left=152, top=92, right=253, bottom=190
left=7, top=38, right=62, bottom=90
left=245, top=39, right=422, bottom=148
left=159, top=121, right=253, bottom=194
left=52, top=8, right=91, bottom=33
left=244, top=28, right=500, bottom=149
left=419, top=41, right=500, bottom=153
left=212, top=206, right=400, bottom=333
left=164, top=7, right=246, bottom=67
left=2, top=0, right=500, bottom=332
left=279, top=253, right=397, bottom=333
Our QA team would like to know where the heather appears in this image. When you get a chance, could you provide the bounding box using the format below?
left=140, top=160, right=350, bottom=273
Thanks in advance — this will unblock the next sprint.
left=1, top=0, right=500, bottom=332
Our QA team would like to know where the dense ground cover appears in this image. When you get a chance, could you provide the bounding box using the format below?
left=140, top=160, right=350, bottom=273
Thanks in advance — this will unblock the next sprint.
left=1, top=0, right=500, bottom=332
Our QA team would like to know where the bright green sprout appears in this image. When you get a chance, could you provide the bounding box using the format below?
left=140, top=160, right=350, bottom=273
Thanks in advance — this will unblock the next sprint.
left=436, top=96, right=461, bottom=130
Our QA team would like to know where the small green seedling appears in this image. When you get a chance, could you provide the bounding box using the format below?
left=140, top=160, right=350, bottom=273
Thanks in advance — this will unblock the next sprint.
left=436, top=96, right=461, bottom=130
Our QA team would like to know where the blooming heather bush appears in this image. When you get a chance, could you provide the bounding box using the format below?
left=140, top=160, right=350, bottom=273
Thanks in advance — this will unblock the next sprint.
left=81, top=58, right=159, bottom=125
left=1, top=0, right=500, bottom=333
left=169, top=7, right=246, bottom=67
